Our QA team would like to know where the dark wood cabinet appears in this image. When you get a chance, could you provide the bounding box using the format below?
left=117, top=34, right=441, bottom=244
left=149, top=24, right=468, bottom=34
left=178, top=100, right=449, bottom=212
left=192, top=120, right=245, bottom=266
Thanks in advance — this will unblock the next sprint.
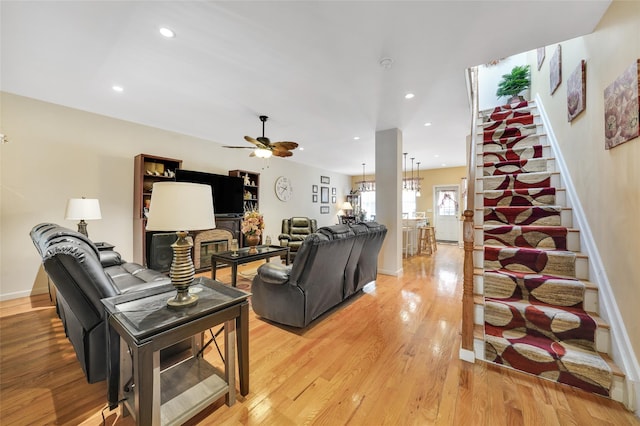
left=133, top=154, right=182, bottom=265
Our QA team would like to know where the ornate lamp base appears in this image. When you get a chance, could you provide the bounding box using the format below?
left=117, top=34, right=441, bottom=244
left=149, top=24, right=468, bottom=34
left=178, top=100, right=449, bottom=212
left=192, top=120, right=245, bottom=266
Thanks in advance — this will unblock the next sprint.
left=167, top=231, right=198, bottom=309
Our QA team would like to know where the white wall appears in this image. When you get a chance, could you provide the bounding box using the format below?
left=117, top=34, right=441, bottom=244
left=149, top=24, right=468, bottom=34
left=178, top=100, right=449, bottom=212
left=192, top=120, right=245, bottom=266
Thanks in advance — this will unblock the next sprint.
left=478, top=52, right=528, bottom=111
left=0, top=92, right=351, bottom=300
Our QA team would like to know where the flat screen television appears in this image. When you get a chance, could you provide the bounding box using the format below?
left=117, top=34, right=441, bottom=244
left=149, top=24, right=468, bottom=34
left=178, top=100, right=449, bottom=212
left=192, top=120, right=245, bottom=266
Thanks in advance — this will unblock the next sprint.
left=175, top=169, right=245, bottom=217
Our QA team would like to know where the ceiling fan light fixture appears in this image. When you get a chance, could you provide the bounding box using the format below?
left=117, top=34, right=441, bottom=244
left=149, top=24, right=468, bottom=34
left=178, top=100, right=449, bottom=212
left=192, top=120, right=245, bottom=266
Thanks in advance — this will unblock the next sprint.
left=255, top=148, right=272, bottom=158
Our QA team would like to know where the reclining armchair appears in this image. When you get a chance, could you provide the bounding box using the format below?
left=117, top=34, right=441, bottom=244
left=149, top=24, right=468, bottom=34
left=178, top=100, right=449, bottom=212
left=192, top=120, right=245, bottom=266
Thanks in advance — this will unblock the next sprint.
left=278, top=217, right=317, bottom=262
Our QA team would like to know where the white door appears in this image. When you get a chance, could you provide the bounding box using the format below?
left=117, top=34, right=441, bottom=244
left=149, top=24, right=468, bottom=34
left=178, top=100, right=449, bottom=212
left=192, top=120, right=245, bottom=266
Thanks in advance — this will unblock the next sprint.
left=434, top=185, right=460, bottom=242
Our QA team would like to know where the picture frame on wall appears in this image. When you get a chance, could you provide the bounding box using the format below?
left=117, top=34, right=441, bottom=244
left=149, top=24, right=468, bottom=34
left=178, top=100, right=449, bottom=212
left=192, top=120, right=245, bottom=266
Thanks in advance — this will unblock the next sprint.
left=537, top=46, right=545, bottom=70
left=550, top=44, right=562, bottom=95
left=321, top=186, right=329, bottom=203
left=604, top=59, right=640, bottom=150
left=331, top=187, right=336, bottom=195
left=320, top=176, right=330, bottom=184
left=312, top=194, right=318, bottom=203
left=567, top=60, right=586, bottom=122
left=320, top=206, right=330, bottom=214
left=331, top=196, right=336, bottom=204
left=312, top=184, right=318, bottom=193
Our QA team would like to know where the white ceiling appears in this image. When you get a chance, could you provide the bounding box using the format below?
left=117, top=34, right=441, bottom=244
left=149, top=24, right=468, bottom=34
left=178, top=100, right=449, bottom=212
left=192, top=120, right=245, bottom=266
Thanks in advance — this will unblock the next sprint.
left=1, top=1, right=610, bottom=175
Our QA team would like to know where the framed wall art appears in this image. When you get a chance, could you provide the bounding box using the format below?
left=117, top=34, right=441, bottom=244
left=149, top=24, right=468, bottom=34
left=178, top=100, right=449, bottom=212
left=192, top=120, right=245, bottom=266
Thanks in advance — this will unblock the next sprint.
left=320, top=176, right=330, bottom=184
left=331, top=196, right=336, bottom=204
left=321, top=186, right=329, bottom=203
left=320, top=206, right=330, bottom=214
left=604, top=59, right=640, bottom=150
left=312, top=194, right=318, bottom=203
left=312, top=185, right=318, bottom=193
left=331, top=187, right=336, bottom=195
left=537, top=47, right=545, bottom=70
left=550, top=44, right=562, bottom=95
left=567, top=60, right=586, bottom=122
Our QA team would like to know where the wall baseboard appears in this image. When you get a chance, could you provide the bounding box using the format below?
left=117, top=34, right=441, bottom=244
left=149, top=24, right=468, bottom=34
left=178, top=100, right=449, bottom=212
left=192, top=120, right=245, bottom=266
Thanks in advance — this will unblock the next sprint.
left=0, top=287, right=47, bottom=302
left=537, top=93, right=640, bottom=413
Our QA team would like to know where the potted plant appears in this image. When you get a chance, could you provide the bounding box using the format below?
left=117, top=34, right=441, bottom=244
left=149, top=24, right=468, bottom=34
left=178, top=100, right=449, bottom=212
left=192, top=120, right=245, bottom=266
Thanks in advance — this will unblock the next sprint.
left=496, top=65, right=531, bottom=103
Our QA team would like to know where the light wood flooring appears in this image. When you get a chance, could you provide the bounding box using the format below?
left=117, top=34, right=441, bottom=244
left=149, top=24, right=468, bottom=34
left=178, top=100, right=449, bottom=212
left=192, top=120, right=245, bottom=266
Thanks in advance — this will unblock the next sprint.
left=1, top=244, right=638, bottom=425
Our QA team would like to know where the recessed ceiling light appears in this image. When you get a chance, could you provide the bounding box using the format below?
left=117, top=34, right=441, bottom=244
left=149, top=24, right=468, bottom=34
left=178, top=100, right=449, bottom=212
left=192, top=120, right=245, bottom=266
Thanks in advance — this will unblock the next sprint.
left=434, top=154, right=439, bottom=158
left=112, top=85, right=124, bottom=92
left=405, top=93, right=415, bottom=99
left=159, top=27, right=175, bottom=38
left=379, top=57, right=393, bottom=69
left=299, top=147, right=304, bottom=151
left=353, top=136, right=360, bottom=140
left=441, top=163, right=447, bottom=167
left=424, top=122, right=432, bottom=126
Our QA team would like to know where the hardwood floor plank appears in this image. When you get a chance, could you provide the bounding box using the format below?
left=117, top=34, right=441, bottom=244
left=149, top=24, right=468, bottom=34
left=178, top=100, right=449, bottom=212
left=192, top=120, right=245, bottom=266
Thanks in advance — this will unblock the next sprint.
left=1, top=245, right=638, bottom=425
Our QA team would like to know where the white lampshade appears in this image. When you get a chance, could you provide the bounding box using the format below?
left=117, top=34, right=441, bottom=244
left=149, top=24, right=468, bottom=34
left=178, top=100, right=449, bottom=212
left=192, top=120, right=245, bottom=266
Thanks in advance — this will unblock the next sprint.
left=146, top=182, right=215, bottom=231
left=341, top=201, right=353, bottom=210
left=65, top=198, right=102, bottom=220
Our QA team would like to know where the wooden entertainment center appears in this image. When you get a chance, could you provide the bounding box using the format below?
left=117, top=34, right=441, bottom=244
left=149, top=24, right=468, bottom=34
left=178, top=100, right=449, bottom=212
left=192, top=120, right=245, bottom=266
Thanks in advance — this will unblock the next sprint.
left=133, top=154, right=260, bottom=270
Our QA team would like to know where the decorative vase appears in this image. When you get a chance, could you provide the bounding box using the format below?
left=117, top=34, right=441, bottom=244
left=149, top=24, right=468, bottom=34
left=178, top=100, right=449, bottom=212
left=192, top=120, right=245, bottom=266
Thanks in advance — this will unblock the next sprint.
left=245, top=234, right=260, bottom=254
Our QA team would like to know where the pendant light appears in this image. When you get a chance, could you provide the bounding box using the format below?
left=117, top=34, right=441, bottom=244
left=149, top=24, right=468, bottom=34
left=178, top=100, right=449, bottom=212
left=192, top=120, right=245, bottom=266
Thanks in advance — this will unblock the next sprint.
left=410, top=157, right=415, bottom=191
left=361, top=163, right=366, bottom=192
left=403, top=153, right=408, bottom=190
left=416, top=161, right=422, bottom=197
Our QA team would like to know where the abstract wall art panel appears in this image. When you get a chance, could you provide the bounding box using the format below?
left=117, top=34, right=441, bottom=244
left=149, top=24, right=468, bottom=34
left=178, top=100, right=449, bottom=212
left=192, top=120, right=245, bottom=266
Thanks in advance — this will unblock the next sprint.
left=604, top=59, right=640, bottom=150
left=567, top=60, right=586, bottom=122
left=550, top=45, right=562, bottom=95
left=537, top=47, right=545, bottom=71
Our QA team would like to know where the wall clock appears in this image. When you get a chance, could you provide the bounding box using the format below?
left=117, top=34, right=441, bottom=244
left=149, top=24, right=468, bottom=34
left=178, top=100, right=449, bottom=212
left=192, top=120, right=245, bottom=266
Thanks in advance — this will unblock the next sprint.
left=275, top=176, right=293, bottom=201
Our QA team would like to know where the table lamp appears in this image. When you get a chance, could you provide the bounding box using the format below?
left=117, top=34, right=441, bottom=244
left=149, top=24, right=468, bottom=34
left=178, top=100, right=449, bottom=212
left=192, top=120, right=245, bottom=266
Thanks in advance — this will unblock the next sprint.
left=146, top=182, right=216, bottom=309
left=65, top=197, right=102, bottom=238
left=341, top=201, right=353, bottom=216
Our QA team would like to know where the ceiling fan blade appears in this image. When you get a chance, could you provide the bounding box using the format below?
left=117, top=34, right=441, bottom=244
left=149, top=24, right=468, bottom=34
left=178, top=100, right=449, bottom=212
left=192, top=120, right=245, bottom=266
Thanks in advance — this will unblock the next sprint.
left=272, top=150, right=293, bottom=157
left=271, top=141, right=298, bottom=151
left=244, top=135, right=268, bottom=149
left=222, top=145, right=255, bottom=149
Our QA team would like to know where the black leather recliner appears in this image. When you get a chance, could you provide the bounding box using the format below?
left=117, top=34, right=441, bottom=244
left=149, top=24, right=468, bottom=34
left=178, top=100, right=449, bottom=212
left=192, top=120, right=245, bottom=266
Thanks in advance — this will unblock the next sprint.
left=30, top=223, right=174, bottom=405
left=278, top=217, right=318, bottom=262
left=252, top=222, right=387, bottom=327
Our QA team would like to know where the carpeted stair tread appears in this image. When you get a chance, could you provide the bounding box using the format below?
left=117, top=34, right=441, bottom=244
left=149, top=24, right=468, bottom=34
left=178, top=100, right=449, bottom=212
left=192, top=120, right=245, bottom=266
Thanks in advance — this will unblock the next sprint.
left=483, top=158, right=548, bottom=176
left=482, top=171, right=552, bottom=191
left=484, top=108, right=533, bottom=122
left=483, top=269, right=586, bottom=308
left=483, top=114, right=534, bottom=129
left=484, top=331, right=612, bottom=396
left=483, top=123, right=538, bottom=142
left=484, top=205, right=561, bottom=226
left=484, top=246, right=576, bottom=277
left=481, top=100, right=532, bottom=116
left=484, top=298, right=597, bottom=350
left=483, top=225, right=567, bottom=250
left=482, top=134, right=543, bottom=152
left=482, top=144, right=544, bottom=162
left=483, top=187, right=556, bottom=207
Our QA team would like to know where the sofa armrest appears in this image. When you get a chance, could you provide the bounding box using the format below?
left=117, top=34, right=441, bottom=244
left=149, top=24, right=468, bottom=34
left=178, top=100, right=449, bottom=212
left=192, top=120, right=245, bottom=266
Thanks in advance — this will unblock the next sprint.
left=99, top=250, right=123, bottom=268
left=256, top=263, right=291, bottom=285
left=278, top=233, right=292, bottom=241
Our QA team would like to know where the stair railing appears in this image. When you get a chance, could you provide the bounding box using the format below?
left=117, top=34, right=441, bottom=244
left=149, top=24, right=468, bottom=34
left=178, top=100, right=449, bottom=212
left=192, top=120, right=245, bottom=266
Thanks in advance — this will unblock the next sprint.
left=461, top=66, right=478, bottom=354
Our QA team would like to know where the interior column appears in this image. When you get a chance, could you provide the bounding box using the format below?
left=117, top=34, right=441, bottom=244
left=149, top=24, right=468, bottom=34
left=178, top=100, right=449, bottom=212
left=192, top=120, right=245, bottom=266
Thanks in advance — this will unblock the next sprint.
left=375, top=128, right=403, bottom=276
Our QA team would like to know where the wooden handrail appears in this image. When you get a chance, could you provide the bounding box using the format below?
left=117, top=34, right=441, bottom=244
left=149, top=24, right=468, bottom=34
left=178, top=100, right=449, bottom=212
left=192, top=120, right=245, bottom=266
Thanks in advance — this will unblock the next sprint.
left=461, top=66, right=479, bottom=352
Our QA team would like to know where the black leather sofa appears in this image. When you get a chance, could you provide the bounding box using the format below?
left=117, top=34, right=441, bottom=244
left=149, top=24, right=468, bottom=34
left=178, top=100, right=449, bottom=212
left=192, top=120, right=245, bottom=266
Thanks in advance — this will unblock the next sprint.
left=30, top=223, right=174, bottom=403
left=252, top=222, right=387, bottom=328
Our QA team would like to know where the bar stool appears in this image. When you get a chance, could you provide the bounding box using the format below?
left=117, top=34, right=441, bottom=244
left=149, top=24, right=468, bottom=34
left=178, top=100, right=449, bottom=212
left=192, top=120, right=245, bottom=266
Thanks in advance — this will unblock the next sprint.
left=403, top=225, right=416, bottom=257
left=417, top=226, right=437, bottom=255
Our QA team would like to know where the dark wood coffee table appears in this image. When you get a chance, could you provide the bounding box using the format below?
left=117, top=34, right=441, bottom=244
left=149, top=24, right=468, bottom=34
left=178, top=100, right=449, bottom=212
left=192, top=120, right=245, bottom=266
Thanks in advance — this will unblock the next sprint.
left=211, top=245, right=289, bottom=287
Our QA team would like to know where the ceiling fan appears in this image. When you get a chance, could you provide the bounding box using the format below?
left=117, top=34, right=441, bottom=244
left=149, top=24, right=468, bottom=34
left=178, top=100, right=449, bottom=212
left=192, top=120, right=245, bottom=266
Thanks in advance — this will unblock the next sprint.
left=223, top=115, right=298, bottom=158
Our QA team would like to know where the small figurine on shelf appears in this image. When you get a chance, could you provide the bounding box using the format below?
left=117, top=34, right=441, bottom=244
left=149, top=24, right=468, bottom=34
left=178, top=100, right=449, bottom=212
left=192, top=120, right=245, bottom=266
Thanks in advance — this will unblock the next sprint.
left=244, top=174, right=251, bottom=186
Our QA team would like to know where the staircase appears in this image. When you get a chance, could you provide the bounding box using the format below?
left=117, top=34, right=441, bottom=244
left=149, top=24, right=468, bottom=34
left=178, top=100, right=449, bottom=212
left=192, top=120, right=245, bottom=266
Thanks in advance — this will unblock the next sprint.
left=472, top=100, right=626, bottom=401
